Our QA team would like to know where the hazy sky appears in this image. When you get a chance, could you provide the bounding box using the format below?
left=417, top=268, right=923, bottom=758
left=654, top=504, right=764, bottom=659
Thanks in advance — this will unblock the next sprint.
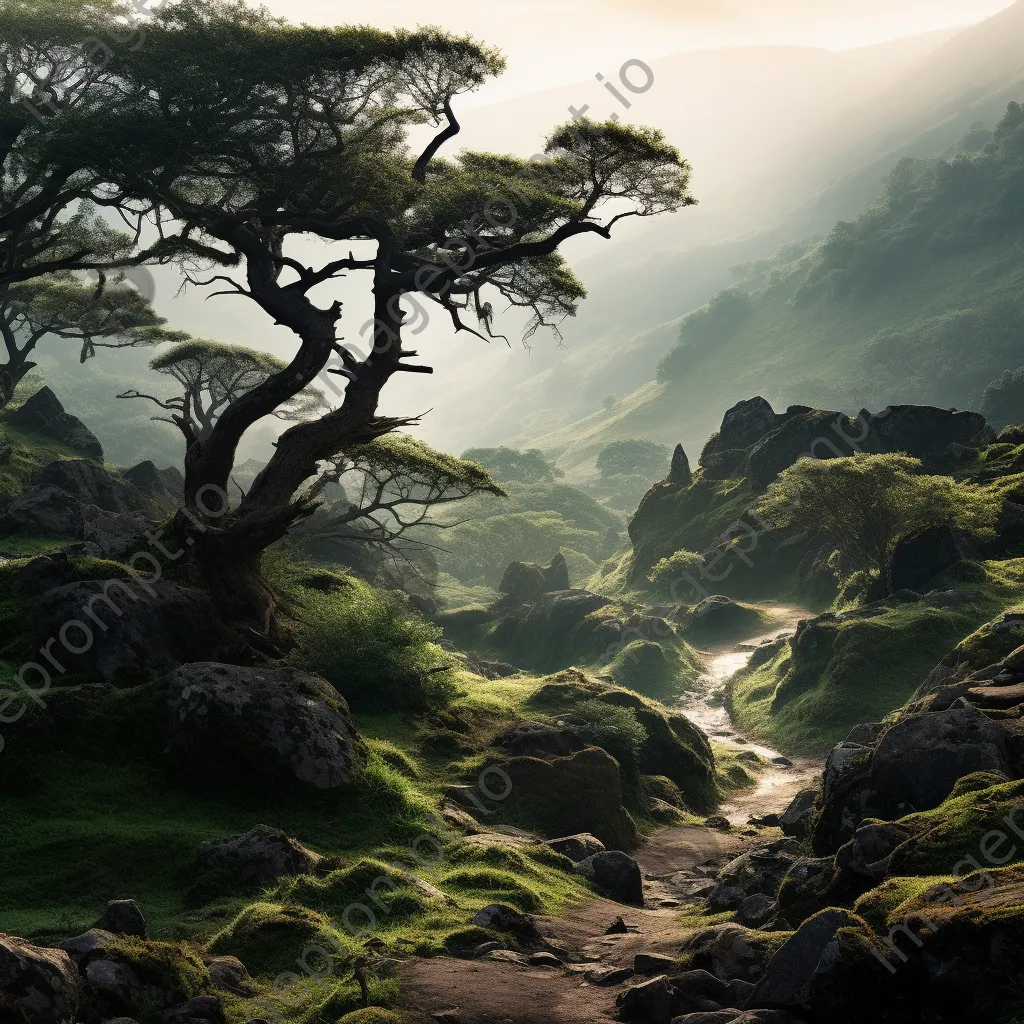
left=259, top=0, right=1015, bottom=103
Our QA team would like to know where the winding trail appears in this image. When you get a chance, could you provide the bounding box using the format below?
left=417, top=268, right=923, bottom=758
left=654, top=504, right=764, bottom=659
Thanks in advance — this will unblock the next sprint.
left=400, top=605, right=823, bottom=1024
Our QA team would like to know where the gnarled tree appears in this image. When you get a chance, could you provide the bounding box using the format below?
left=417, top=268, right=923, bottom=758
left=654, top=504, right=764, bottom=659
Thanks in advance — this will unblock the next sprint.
left=59, top=0, right=696, bottom=625
left=119, top=339, right=326, bottom=448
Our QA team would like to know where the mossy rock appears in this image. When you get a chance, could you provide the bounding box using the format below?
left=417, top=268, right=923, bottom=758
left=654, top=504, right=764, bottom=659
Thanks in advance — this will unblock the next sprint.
left=337, top=1011, right=402, bottom=1024
left=206, top=902, right=346, bottom=977
left=275, top=859, right=432, bottom=923
left=442, top=926, right=503, bottom=952
left=105, top=938, right=209, bottom=999
left=609, top=640, right=678, bottom=696
left=497, top=746, right=639, bottom=850
left=527, top=673, right=716, bottom=812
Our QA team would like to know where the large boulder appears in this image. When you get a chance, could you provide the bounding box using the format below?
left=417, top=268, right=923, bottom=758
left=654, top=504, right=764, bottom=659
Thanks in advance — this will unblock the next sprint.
left=7, top=387, right=103, bottom=461
left=700, top=397, right=782, bottom=478
left=681, top=924, right=783, bottom=984
left=545, top=834, right=605, bottom=862
left=32, top=461, right=144, bottom=514
left=0, top=485, right=86, bottom=539
left=97, top=899, right=147, bottom=937
left=0, top=934, right=81, bottom=1024
left=747, top=908, right=861, bottom=1011
left=33, top=580, right=236, bottom=683
left=779, top=789, right=818, bottom=839
left=575, top=850, right=643, bottom=905
left=498, top=746, right=639, bottom=850
left=195, top=825, right=323, bottom=886
left=0, top=485, right=144, bottom=557
left=494, top=720, right=584, bottom=759
left=814, top=705, right=1014, bottom=853
left=164, top=663, right=366, bottom=794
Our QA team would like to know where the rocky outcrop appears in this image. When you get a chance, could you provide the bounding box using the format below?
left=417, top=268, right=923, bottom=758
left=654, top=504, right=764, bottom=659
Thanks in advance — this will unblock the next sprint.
left=0, top=934, right=81, bottom=1024
left=33, top=580, right=236, bottom=683
left=0, top=483, right=146, bottom=558
left=813, top=704, right=1014, bottom=853
left=123, top=461, right=184, bottom=508
left=32, top=460, right=145, bottom=515
left=887, top=525, right=965, bottom=593
left=7, top=387, right=103, bottom=461
left=668, top=444, right=693, bottom=486
left=195, top=825, right=323, bottom=886
left=164, top=663, right=366, bottom=794
left=498, top=554, right=570, bottom=604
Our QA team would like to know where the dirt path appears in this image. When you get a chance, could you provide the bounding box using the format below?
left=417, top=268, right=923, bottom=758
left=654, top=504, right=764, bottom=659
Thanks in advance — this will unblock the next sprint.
left=399, top=605, right=820, bottom=1024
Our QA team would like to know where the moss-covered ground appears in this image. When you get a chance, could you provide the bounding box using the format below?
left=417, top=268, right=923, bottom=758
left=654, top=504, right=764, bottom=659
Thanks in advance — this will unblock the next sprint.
left=729, top=559, right=1024, bottom=754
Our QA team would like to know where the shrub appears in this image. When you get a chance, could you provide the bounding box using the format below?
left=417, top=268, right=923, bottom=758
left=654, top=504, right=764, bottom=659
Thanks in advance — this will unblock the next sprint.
left=563, top=699, right=648, bottom=774
left=290, top=577, right=458, bottom=712
left=649, top=550, right=705, bottom=595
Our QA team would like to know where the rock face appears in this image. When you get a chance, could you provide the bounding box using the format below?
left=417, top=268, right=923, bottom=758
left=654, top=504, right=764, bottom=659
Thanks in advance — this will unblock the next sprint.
left=575, top=850, right=644, bottom=905
left=498, top=554, right=570, bottom=603
left=7, top=387, right=104, bottom=461
left=0, top=484, right=145, bottom=558
left=32, top=461, right=144, bottom=515
left=0, top=485, right=87, bottom=539
left=164, top=663, right=365, bottom=793
left=748, top=908, right=861, bottom=1011
left=779, top=789, right=818, bottom=839
left=498, top=746, right=639, bottom=850
left=0, top=934, right=81, bottom=1024
left=33, top=580, right=235, bottom=683
left=195, top=825, right=323, bottom=885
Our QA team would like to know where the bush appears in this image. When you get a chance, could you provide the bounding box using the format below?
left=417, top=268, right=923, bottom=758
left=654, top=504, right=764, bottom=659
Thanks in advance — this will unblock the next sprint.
left=564, top=699, right=648, bottom=774
left=290, top=576, right=458, bottom=712
left=649, top=550, right=705, bottom=595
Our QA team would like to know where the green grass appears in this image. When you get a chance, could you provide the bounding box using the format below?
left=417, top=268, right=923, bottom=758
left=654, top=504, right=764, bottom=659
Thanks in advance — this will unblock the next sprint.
left=730, top=561, right=1024, bottom=754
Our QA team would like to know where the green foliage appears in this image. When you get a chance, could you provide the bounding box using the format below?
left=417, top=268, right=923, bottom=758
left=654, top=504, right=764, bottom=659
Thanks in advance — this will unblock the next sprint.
left=288, top=575, right=458, bottom=713
left=730, top=574, right=1023, bottom=754
left=981, top=366, right=1024, bottom=430
left=649, top=550, right=706, bottom=595
left=758, top=454, right=999, bottom=592
left=596, top=438, right=671, bottom=481
left=562, top=698, right=648, bottom=774
left=438, top=509, right=603, bottom=587
left=657, top=288, right=752, bottom=383
left=459, top=446, right=563, bottom=484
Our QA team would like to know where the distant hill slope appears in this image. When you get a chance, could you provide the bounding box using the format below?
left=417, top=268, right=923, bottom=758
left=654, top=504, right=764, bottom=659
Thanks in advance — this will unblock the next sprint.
left=528, top=103, right=1024, bottom=477
left=421, top=4, right=1024, bottom=459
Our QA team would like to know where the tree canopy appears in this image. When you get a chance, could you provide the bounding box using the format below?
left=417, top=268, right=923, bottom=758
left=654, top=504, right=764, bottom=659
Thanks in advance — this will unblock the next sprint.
left=757, top=454, right=999, bottom=593
left=8, top=0, right=696, bottom=623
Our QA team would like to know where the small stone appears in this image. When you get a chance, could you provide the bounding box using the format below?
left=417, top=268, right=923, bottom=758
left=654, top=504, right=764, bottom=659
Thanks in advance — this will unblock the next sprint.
left=470, top=904, right=537, bottom=938
left=585, top=965, right=634, bottom=985
left=634, top=953, right=676, bottom=974
left=471, top=942, right=502, bottom=958
left=59, top=929, right=117, bottom=962
left=526, top=952, right=563, bottom=968
left=486, top=950, right=528, bottom=965
left=704, top=816, right=732, bottom=831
